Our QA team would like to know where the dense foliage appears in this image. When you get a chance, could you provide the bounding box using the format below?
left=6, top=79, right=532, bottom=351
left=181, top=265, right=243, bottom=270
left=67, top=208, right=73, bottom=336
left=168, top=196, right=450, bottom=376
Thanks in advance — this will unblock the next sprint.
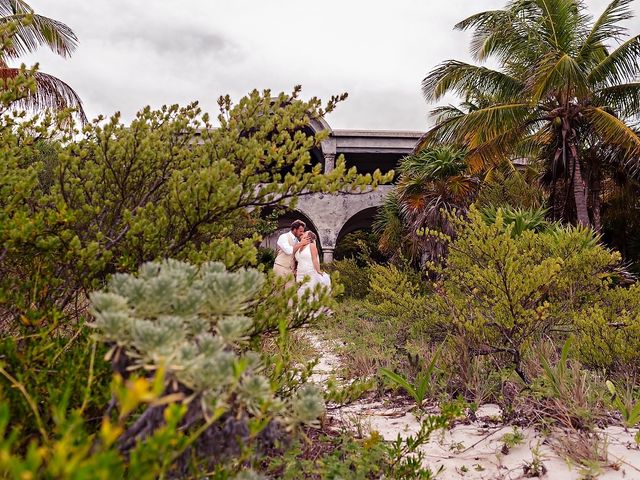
left=375, top=146, right=478, bottom=265
left=428, top=207, right=621, bottom=382
left=0, top=86, right=391, bottom=325
left=421, top=0, right=640, bottom=229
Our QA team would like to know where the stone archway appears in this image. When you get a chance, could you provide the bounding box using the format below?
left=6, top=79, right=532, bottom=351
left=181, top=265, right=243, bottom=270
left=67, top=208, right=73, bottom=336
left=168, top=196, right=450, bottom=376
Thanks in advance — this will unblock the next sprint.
left=335, top=207, right=379, bottom=246
left=333, top=207, right=379, bottom=260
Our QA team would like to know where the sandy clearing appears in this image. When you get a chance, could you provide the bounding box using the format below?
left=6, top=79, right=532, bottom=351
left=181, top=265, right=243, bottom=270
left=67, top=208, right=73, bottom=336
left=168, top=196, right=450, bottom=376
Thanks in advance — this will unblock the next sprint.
left=306, top=331, right=640, bottom=479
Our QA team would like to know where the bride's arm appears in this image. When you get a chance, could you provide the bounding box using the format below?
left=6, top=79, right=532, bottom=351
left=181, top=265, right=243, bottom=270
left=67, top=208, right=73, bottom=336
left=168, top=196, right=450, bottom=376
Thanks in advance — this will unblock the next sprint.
left=310, top=243, right=322, bottom=274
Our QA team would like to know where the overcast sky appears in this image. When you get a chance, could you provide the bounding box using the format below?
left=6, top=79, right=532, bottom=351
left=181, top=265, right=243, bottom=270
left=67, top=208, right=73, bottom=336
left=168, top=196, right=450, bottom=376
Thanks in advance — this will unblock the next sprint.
left=22, top=0, right=637, bottom=130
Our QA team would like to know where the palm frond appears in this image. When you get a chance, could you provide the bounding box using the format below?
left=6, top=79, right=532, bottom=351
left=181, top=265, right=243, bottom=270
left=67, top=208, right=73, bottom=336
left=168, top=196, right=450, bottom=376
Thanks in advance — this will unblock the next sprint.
left=0, top=0, right=31, bottom=16
left=455, top=9, right=507, bottom=32
left=480, top=205, right=549, bottom=236
left=466, top=123, right=545, bottom=173
left=577, top=0, right=633, bottom=65
left=0, top=13, right=78, bottom=59
left=0, top=68, right=86, bottom=122
left=398, top=146, right=468, bottom=180
left=422, top=60, right=524, bottom=102
left=596, top=83, right=640, bottom=120
left=586, top=106, right=640, bottom=165
left=373, top=192, right=406, bottom=256
left=452, top=103, right=533, bottom=145
left=455, top=8, right=537, bottom=63
left=430, top=104, right=466, bottom=124
left=527, top=52, right=589, bottom=101
left=520, top=0, right=588, bottom=53
left=588, top=34, right=640, bottom=87
left=416, top=103, right=534, bottom=170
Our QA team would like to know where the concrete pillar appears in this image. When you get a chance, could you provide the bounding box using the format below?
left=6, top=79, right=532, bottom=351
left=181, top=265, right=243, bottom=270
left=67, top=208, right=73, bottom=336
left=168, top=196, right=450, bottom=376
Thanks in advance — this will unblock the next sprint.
left=323, top=153, right=336, bottom=173
left=322, top=247, right=335, bottom=264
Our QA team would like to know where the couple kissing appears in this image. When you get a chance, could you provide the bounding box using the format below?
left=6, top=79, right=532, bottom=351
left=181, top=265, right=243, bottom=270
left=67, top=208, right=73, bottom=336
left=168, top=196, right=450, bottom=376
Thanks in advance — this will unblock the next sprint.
left=272, top=220, right=331, bottom=294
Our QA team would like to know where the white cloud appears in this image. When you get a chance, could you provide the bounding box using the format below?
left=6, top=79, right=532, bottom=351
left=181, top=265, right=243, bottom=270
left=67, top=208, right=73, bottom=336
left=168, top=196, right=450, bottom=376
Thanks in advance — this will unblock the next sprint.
left=20, top=0, right=640, bottom=130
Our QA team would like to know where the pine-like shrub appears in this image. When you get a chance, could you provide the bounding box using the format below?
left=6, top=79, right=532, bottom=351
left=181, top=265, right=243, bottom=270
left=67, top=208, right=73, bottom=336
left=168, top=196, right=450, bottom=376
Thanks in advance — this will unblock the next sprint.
left=429, top=207, right=621, bottom=383
left=1, top=86, right=391, bottom=325
left=573, top=283, right=640, bottom=375
left=363, top=262, right=447, bottom=343
left=325, top=258, right=370, bottom=299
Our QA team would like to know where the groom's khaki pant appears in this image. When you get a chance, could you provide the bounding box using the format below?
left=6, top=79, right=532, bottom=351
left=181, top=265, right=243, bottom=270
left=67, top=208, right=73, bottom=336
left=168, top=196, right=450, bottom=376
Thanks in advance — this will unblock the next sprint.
left=273, top=263, right=295, bottom=289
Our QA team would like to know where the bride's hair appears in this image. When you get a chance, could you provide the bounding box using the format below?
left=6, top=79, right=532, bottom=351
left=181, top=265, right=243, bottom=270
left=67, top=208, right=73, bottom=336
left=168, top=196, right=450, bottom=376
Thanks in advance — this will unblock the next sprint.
left=305, top=232, right=316, bottom=242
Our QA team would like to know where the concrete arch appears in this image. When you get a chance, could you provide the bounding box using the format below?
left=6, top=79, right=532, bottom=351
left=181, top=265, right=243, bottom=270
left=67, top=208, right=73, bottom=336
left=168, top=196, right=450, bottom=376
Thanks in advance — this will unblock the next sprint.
left=298, top=118, right=333, bottom=171
left=308, top=117, right=336, bottom=173
left=259, top=117, right=423, bottom=263
left=291, top=185, right=393, bottom=262
left=309, top=117, right=333, bottom=137
left=335, top=207, right=379, bottom=248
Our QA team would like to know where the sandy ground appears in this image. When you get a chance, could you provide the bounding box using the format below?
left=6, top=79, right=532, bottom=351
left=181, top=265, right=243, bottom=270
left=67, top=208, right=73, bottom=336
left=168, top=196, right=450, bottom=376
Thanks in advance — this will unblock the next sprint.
left=306, top=332, right=640, bottom=480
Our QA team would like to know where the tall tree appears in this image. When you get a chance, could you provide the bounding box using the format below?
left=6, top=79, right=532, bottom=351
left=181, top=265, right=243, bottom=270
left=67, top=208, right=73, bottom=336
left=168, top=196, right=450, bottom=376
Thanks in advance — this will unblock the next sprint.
left=0, top=0, right=86, bottom=121
left=421, top=0, right=640, bottom=229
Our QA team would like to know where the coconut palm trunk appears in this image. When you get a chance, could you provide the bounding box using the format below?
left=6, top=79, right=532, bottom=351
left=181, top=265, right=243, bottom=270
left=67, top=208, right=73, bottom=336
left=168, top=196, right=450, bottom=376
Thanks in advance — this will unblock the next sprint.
left=571, top=154, right=590, bottom=227
left=587, top=156, right=603, bottom=232
left=565, top=118, right=590, bottom=228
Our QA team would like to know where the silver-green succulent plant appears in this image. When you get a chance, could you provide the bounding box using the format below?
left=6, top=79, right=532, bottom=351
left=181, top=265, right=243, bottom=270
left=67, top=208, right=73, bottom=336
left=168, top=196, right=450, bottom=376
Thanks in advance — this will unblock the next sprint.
left=90, top=259, right=325, bottom=429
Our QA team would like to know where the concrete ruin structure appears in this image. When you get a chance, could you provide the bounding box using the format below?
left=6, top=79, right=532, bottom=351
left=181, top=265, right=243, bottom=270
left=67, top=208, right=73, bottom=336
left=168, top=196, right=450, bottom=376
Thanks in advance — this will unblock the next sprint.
left=262, top=118, right=423, bottom=262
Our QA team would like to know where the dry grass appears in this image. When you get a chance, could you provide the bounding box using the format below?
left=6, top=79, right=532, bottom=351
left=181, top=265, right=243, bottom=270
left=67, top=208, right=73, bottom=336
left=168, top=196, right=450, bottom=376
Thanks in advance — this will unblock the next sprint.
left=551, top=429, right=612, bottom=477
left=261, top=329, right=319, bottom=366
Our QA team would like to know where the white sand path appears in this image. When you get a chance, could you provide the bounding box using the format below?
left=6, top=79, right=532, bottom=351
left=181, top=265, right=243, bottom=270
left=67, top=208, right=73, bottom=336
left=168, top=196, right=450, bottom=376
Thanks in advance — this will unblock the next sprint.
left=305, top=331, right=640, bottom=479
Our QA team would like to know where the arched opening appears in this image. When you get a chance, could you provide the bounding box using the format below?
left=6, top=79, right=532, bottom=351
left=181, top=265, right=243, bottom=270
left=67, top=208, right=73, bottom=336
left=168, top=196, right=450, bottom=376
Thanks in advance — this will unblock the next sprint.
left=334, top=207, right=383, bottom=262
left=303, top=124, right=326, bottom=171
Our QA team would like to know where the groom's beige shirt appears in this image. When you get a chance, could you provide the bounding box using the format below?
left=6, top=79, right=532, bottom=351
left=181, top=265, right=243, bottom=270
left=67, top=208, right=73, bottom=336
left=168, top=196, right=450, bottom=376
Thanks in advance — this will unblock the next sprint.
left=273, top=231, right=298, bottom=278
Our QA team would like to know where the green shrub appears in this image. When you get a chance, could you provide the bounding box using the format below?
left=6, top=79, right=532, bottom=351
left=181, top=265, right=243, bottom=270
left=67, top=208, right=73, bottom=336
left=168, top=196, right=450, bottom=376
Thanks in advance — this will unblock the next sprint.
left=90, top=259, right=330, bottom=467
left=325, top=258, right=370, bottom=299
left=0, top=257, right=334, bottom=478
left=428, top=207, right=620, bottom=383
left=333, top=230, right=385, bottom=263
left=0, top=372, right=217, bottom=479
left=269, top=404, right=460, bottom=479
left=474, top=165, right=545, bottom=211
left=256, top=247, right=276, bottom=271
left=522, top=340, right=608, bottom=430
left=366, top=262, right=430, bottom=322
left=365, top=262, right=452, bottom=351
left=0, top=329, right=112, bottom=447
left=1, top=87, right=391, bottom=324
left=479, top=205, right=550, bottom=236
left=573, top=283, right=640, bottom=375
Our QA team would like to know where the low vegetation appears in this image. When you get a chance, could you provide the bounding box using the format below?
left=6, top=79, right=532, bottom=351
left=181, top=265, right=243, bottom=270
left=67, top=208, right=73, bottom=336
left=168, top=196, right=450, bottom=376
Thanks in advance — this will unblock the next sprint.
left=2, top=0, right=640, bottom=477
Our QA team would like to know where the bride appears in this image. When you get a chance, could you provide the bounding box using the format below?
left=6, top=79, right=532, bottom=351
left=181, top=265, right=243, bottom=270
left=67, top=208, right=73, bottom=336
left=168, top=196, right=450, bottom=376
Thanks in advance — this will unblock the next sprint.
left=295, top=231, right=331, bottom=294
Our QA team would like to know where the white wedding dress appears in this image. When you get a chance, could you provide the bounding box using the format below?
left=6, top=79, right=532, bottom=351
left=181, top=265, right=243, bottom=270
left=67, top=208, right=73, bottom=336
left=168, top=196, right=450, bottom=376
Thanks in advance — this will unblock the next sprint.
left=295, top=245, right=331, bottom=295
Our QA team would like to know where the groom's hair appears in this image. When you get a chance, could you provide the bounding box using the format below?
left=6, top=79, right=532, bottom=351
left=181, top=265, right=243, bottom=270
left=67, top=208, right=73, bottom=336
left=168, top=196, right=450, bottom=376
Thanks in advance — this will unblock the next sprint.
left=290, top=220, right=306, bottom=231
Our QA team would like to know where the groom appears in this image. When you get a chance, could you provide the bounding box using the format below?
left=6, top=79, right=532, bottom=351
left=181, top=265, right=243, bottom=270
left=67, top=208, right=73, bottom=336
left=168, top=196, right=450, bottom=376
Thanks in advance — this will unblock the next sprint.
left=273, top=220, right=309, bottom=286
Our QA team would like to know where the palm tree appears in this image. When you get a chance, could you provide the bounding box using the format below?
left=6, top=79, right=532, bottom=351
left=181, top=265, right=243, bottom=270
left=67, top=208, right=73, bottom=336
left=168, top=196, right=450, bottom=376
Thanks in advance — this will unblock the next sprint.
left=375, top=146, right=479, bottom=263
left=421, top=0, right=640, bottom=229
left=0, top=0, right=86, bottom=121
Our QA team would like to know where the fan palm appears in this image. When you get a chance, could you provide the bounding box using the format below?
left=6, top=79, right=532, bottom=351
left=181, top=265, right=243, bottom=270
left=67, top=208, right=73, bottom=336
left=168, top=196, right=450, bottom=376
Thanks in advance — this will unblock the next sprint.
left=421, top=0, right=640, bottom=229
left=375, top=146, right=479, bottom=263
left=0, top=0, right=86, bottom=121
